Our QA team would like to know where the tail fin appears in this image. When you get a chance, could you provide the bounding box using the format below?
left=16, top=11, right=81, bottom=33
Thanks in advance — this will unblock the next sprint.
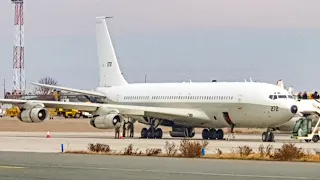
left=95, top=17, right=128, bottom=87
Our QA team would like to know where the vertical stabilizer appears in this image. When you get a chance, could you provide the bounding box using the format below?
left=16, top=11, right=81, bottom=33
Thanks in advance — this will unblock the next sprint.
left=95, top=17, right=128, bottom=87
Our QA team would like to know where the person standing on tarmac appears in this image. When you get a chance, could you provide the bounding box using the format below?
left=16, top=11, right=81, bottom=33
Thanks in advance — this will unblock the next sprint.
left=129, top=120, right=134, bottom=137
left=115, top=126, right=120, bottom=139
left=122, top=121, right=127, bottom=138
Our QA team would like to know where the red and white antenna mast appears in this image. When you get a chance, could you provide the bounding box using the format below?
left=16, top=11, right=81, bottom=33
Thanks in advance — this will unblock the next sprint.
left=11, top=0, right=25, bottom=94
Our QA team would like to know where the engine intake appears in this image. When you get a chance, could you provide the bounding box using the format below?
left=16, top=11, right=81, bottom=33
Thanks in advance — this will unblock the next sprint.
left=18, top=108, right=50, bottom=123
left=90, top=114, right=122, bottom=129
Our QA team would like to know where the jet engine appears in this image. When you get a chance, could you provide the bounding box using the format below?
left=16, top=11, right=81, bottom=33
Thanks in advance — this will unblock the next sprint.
left=90, top=114, right=122, bottom=129
left=18, top=108, right=50, bottom=123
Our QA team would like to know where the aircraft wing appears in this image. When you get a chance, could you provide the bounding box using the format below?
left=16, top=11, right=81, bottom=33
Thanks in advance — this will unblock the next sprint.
left=30, top=82, right=106, bottom=98
left=0, top=99, right=209, bottom=123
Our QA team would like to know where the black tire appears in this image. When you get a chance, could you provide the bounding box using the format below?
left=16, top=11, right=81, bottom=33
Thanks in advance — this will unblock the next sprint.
left=312, top=135, right=319, bottom=143
left=216, top=129, right=224, bottom=140
left=155, top=128, right=163, bottom=139
left=305, top=139, right=311, bottom=142
left=268, top=132, right=274, bottom=142
left=209, top=129, right=216, bottom=140
left=140, top=128, right=148, bottom=138
left=202, top=129, right=209, bottom=139
left=262, top=132, right=267, bottom=142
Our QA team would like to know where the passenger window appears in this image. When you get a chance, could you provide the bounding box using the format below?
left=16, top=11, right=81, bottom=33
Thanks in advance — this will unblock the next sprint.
left=278, top=95, right=287, bottom=98
left=288, top=95, right=293, bottom=99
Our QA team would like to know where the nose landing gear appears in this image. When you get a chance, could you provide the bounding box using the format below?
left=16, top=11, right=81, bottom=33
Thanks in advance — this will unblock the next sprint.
left=262, top=128, right=275, bottom=142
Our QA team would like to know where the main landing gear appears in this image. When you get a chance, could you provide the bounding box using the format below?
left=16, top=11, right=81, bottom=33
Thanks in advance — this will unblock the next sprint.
left=261, top=128, right=275, bottom=142
left=202, top=128, right=224, bottom=140
left=140, top=118, right=163, bottom=139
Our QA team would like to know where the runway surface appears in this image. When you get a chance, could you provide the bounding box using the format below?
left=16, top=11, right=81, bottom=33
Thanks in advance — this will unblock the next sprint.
left=0, top=151, right=319, bottom=180
left=0, top=132, right=319, bottom=154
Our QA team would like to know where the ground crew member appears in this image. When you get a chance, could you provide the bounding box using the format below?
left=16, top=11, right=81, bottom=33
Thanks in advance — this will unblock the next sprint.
left=129, top=120, right=134, bottom=137
left=115, top=126, right=120, bottom=139
left=302, top=91, right=308, bottom=99
left=122, top=121, right=127, bottom=138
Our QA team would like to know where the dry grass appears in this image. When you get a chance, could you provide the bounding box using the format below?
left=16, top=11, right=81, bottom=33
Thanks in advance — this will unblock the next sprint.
left=164, top=141, right=178, bottom=156
left=65, top=140, right=320, bottom=163
left=87, top=143, right=111, bottom=153
left=179, top=139, right=209, bottom=158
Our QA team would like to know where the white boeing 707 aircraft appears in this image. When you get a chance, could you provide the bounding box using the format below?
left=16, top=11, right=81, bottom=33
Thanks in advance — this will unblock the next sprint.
left=0, top=17, right=303, bottom=142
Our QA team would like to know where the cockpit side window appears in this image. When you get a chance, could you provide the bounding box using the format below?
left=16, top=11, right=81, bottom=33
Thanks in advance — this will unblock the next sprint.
left=269, top=95, right=278, bottom=100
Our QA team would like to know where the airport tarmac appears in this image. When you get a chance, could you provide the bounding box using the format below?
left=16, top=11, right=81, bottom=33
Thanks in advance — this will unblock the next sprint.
left=0, top=151, right=319, bottom=180
left=0, top=132, right=319, bottom=154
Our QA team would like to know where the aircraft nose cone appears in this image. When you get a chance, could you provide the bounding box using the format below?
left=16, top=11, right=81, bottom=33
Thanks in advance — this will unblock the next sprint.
left=291, top=105, right=298, bottom=114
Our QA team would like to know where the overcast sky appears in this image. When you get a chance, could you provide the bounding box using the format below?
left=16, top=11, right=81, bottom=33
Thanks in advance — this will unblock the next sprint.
left=1, top=0, right=320, bottom=97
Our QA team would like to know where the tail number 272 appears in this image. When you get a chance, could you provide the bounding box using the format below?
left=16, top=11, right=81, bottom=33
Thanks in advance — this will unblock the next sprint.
left=271, top=106, right=279, bottom=111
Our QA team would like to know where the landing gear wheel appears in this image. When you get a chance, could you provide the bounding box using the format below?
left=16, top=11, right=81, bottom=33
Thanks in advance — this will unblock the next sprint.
left=268, top=132, right=275, bottom=142
left=216, top=129, right=224, bottom=140
left=209, top=129, right=217, bottom=139
left=155, top=128, right=163, bottom=139
left=312, top=135, right=319, bottom=143
left=202, top=129, right=209, bottom=139
left=147, top=128, right=155, bottom=138
left=262, top=131, right=274, bottom=142
left=262, top=132, right=267, bottom=142
left=140, top=128, right=148, bottom=138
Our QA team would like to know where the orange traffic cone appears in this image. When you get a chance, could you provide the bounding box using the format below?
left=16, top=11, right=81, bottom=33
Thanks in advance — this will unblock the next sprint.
left=46, top=131, right=51, bottom=138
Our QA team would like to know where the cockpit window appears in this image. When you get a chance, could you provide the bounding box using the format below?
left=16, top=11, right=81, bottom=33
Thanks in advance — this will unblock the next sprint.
left=278, top=95, right=287, bottom=98
left=269, top=94, right=293, bottom=99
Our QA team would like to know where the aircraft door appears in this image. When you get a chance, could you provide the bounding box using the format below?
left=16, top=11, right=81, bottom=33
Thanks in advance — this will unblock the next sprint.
left=237, top=94, right=244, bottom=110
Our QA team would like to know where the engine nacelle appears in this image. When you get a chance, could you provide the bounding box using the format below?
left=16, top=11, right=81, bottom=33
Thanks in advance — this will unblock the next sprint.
left=169, top=127, right=195, bottom=137
left=18, top=108, right=50, bottom=123
left=90, top=114, right=122, bottom=129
